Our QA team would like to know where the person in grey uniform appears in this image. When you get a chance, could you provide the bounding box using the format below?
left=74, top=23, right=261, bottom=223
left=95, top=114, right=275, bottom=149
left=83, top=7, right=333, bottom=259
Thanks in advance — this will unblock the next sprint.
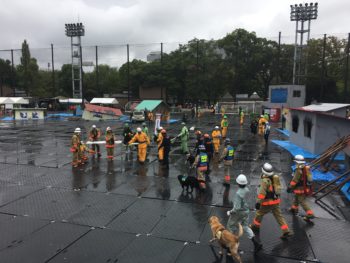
left=226, top=174, right=262, bottom=252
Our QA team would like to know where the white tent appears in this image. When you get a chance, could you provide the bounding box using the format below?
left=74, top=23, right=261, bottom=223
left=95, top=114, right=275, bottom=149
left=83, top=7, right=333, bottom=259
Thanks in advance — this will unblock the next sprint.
left=59, top=98, right=83, bottom=104
left=90, top=98, right=119, bottom=105
left=0, top=97, right=29, bottom=104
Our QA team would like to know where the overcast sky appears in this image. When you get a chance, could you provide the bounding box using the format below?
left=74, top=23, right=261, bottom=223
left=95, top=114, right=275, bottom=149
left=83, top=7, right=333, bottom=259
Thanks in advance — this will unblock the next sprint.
left=0, top=0, right=349, bottom=67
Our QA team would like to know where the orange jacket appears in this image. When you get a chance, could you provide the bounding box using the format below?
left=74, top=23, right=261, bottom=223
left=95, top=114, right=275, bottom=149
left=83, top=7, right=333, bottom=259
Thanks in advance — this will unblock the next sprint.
left=129, top=132, right=150, bottom=148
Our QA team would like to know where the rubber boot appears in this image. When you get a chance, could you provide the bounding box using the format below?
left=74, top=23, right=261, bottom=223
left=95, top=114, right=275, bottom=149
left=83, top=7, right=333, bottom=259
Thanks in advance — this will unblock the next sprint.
left=249, top=224, right=260, bottom=234
left=280, top=231, right=293, bottom=240
left=251, top=237, right=262, bottom=253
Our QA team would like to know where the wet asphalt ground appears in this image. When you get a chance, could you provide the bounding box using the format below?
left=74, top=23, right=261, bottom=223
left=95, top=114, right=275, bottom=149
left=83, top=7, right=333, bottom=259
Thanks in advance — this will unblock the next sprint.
left=0, top=113, right=349, bottom=263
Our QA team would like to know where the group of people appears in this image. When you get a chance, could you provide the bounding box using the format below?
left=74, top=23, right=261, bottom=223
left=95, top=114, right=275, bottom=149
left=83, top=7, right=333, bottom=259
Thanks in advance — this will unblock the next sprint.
left=226, top=154, right=315, bottom=253
left=250, top=114, right=271, bottom=143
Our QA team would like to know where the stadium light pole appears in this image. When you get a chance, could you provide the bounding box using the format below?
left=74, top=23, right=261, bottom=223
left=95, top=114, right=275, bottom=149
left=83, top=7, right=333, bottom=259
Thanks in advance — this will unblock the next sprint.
left=290, top=3, right=318, bottom=85
left=65, top=23, right=85, bottom=101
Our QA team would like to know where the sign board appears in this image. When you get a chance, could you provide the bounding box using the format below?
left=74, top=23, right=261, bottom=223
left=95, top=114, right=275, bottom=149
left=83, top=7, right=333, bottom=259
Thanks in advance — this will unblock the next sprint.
left=271, top=88, right=288, bottom=103
left=14, top=109, right=45, bottom=120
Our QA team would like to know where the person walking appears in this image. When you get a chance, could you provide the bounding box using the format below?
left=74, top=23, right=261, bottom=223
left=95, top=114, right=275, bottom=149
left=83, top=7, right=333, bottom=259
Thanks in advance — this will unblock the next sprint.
left=227, top=174, right=262, bottom=252
left=159, top=129, right=171, bottom=168
left=177, top=122, right=189, bottom=154
left=142, top=122, right=149, bottom=138
left=287, top=155, right=315, bottom=222
left=70, top=127, right=81, bottom=167
left=240, top=110, right=244, bottom=126
left=105, top=127, right=115, bottom=161
left=88, top=124, right=101, bottom=157
left=221, top=115, right=228, bottom=139
left=129, top=127, right=151, bottom=164
left=192, top=145, right=208, bottom=190
left=264, top=122, right=271, bottom=144
left=258, top=115, right=266, bottom=135
left=251, top=163, right=293, bottom=240
left=211, top=126, right=222, bottom=154
left=250, top=118, right=258, bottom=135
left=219, top=138, right=234, bottom=184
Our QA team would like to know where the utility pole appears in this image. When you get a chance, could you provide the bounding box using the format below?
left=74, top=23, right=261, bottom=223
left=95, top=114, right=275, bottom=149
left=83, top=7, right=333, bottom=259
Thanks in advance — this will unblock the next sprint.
left=51, top=44, right=55, bottom=96
left=160, top=42, right=163, bottom=101
left=344, top=33, right=350, bottom=102
left=11, top=49, right=15, bottom=96
left=320, top=34, right=327, bottom=101
left=127, top=44, right=130, bottom=102
left=95, top=45, right=99, bottom=96
left=277, top=31, right=281, bottom=84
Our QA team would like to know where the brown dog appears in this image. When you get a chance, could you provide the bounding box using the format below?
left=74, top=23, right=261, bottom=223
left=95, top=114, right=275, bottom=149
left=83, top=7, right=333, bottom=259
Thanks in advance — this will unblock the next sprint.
left=208, top=216, right=243, bottom=263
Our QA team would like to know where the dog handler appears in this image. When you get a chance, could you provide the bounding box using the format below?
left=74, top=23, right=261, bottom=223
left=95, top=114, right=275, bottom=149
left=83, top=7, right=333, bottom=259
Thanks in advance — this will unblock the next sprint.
left=227, top=174, right=262, bottom=252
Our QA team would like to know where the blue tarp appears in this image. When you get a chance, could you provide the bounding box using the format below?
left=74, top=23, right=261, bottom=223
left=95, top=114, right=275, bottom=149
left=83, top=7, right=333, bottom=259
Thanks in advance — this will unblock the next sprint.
left=47, top=113, right=74, bottom=117
left=1, top=116, right=14, bottom=121
left=275, top=128, right=290, bottom=137
left=167, top=119, right=179, bottom=124
left=341, top=182, right=350, bottom=201
left=272, top=139, right=345, bottom=160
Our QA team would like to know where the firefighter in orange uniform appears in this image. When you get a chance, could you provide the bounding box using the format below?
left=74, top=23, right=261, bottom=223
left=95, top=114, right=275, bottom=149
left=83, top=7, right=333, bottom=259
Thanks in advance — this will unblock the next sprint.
left=287, top=155, right=315, bottom=222
left=258, top=115, right=266, bottom=135
left=71, top=127, right=81, bottom=167
left=157, top=127, right=164, bottom=163
left=129, top=127, right=151, bottom=164
left=221, top=115, right=228, bottom=139
left=251, top=163, right=293, bottom=240
left=211, top=126, right=222, bottom=154
left=105, top=127, right=115, bottom=161
left=89, top=124, right=101, bottom=157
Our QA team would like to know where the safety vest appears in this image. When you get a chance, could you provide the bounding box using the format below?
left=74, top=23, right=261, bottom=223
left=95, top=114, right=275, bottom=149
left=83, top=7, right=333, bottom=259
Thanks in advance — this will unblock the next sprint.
left=222, top=120, right=228, bottom=127
left=198, top=153, right=208, bottom=167
left=224, top=146, right=234, bottom=160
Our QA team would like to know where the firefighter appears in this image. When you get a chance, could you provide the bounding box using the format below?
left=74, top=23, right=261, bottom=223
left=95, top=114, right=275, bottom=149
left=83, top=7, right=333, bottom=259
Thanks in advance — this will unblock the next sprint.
left=177, top=122, right=189, bottom=154
left=192, top=144, right=208, bottom=190
left=258, top=115, right=266, bottom=135
left=89, top=125, right=101, bottom=157
left=227, top=174, right=262, bottom=252
left=129, top=127, right=151, bottom=164
left=105, top=127, right=115, bottom=161
left=240, top=110, right=244, bottom=126
left=203, top=133, right=214, bottom=166
left=194, top=130, right=204, bottom=155
left=211, top=126, right=222, bottom=154
left=142, top=122, right=149, bottom=138
left=219, top=138, right=234, bottom=184
left=71, top=127, right=81, bottom=167
left=159, top=129, right=171, bottom=168
left=221, top=115, right=228, bottom=139
left=156, top=126, right=164, bottom=163
left=123, top=123, right=133, bottom=153
left=264, top=122, right=271, bottom=144
left=287, top=155, right=315, bottom=222
left=251, top=163, right=293, bottom=239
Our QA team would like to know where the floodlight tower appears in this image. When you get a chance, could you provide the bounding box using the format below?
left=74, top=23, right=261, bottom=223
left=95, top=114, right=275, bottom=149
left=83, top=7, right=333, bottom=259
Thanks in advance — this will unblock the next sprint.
left=290, top=3, right=318, bottom=84
left=65, top=23, right=85, bottom=98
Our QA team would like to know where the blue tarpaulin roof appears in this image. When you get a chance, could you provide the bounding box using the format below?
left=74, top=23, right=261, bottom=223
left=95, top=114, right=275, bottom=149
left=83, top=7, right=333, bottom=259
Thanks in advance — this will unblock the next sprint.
left=272, top=139, right=345, bottom=160
left=135, top=100, right=163, bottom=111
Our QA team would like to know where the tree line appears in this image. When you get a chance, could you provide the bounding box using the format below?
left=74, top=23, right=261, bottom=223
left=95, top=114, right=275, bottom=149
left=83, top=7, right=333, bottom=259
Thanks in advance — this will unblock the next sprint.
left=0, top=29, right=349, bottom=104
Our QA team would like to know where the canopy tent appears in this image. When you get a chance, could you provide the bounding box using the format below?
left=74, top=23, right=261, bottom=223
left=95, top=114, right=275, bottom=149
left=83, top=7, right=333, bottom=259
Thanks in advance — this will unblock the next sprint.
left=0, top=97, right=29, bottom=104
left=59, top=98, right=83, bottom=104
left=90, top=98, right=119, bottom=105
left=135, top=100, right=164, bottom=111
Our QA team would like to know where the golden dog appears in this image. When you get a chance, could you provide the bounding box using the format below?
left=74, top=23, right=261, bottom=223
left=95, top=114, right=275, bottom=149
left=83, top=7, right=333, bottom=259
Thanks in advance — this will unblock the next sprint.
left=208, top=216, right=243, bottom=263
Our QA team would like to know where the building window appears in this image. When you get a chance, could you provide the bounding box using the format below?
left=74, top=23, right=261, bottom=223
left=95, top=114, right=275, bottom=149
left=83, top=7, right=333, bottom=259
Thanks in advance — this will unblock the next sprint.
left=293, top=90, right=301, bottom=97
left=292, top=115, right=299, bottom=133
left=303, top=117, right=313, bottom=138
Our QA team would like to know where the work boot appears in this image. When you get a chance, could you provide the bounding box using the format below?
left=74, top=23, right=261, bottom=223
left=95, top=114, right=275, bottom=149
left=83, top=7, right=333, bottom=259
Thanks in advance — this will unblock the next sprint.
left=97, top=153, right=101, bottom=158
left=289, top=208, right=298, bottom=215
left=249, top=224, right=259, bottom=234
left=303, top=216, right=315, bottom=224
left=251, top=237, right=262, bottom=253
left=280, top=231, right=293, bottom=240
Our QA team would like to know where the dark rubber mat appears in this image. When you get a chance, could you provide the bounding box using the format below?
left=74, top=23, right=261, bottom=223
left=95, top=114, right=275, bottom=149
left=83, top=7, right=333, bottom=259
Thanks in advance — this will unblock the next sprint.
left=67, top=194, right=136, bottom=227
left=108, top=198, right=173, bottom=234
left=48, top=228, right=135, bottom=263
left=259, top=213, right=316, bottom=261
left=115, top=235, right=184, bottom=263
left=152, top=202, right=211, bottom=242
left=0, top=183, right=43, bottom=206
left=0, top=214, right=48, bottom=250
left=0, top=222, right=89, bottom=263
left=0, top=188, right=99, bottom=220
left=176, top=243, right=302, bottom=263
left=112, top=176, right=153, bottom=196
left=305, top=218, right=350, bottom=263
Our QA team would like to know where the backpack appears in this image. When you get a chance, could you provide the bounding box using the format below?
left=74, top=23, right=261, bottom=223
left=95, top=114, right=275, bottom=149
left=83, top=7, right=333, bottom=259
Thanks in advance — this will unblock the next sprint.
left=270, top=174, right=282, bottom=197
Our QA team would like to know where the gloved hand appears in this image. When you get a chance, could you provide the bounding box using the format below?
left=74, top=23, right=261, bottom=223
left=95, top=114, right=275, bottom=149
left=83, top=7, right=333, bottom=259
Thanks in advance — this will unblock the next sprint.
left=255, top=203, right=261, bottom=210
left=287, top=187, right=292, bottom=193
left=226, top=211, right=231, bottom=216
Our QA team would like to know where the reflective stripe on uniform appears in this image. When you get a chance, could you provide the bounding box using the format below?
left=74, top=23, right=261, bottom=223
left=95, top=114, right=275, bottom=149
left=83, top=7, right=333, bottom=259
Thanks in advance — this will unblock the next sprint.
left=281, top=224, right=289, bottom=230
left=290, top=181, right=297, bottom=186
left=257, top=194, right=265, bottom=199
left=253, top=219, right=261, bottom=226
left=261, top=199, right=281, bottom=206
left=306, top=210, right=314, bottom=215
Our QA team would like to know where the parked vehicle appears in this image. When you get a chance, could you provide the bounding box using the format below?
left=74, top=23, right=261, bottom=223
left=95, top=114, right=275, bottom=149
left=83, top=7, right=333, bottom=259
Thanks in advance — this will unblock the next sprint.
left=131, top=110, right=145, bottom=122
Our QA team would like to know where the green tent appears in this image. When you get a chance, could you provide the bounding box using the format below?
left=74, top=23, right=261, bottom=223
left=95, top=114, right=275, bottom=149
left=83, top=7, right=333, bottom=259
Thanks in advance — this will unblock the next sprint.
left=135, top=100, right=164, bottom=111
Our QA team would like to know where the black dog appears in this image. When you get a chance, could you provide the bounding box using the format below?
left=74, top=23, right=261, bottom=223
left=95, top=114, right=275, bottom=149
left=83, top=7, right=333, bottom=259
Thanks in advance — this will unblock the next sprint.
left=177, top=175, right=199, bottom=192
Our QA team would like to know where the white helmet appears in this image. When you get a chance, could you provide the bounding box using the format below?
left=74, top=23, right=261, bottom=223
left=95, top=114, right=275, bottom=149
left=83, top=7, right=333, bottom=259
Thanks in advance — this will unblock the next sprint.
left=74, top=127, right=81, bottom=133
left=215, top=126, right=219, bottom=129
left=137, top=127, right=142, bottom=132
left=236, top=174, right=248, bottom=185
left=159, top=126, right=163, bottom=130
left=92, top=125, right=96, bottom=128
left=262, top=163, right=274, bottom=176
left=106, top=127, right=111, bottom=131
left=294, top=155, right=306, bottom=164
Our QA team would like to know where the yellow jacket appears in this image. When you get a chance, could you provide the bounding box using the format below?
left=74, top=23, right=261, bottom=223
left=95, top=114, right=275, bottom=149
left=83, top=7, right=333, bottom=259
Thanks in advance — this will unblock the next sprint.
left=129, top=132, right=150, bottom=148
left=211, top=130, right=221, bottom=141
